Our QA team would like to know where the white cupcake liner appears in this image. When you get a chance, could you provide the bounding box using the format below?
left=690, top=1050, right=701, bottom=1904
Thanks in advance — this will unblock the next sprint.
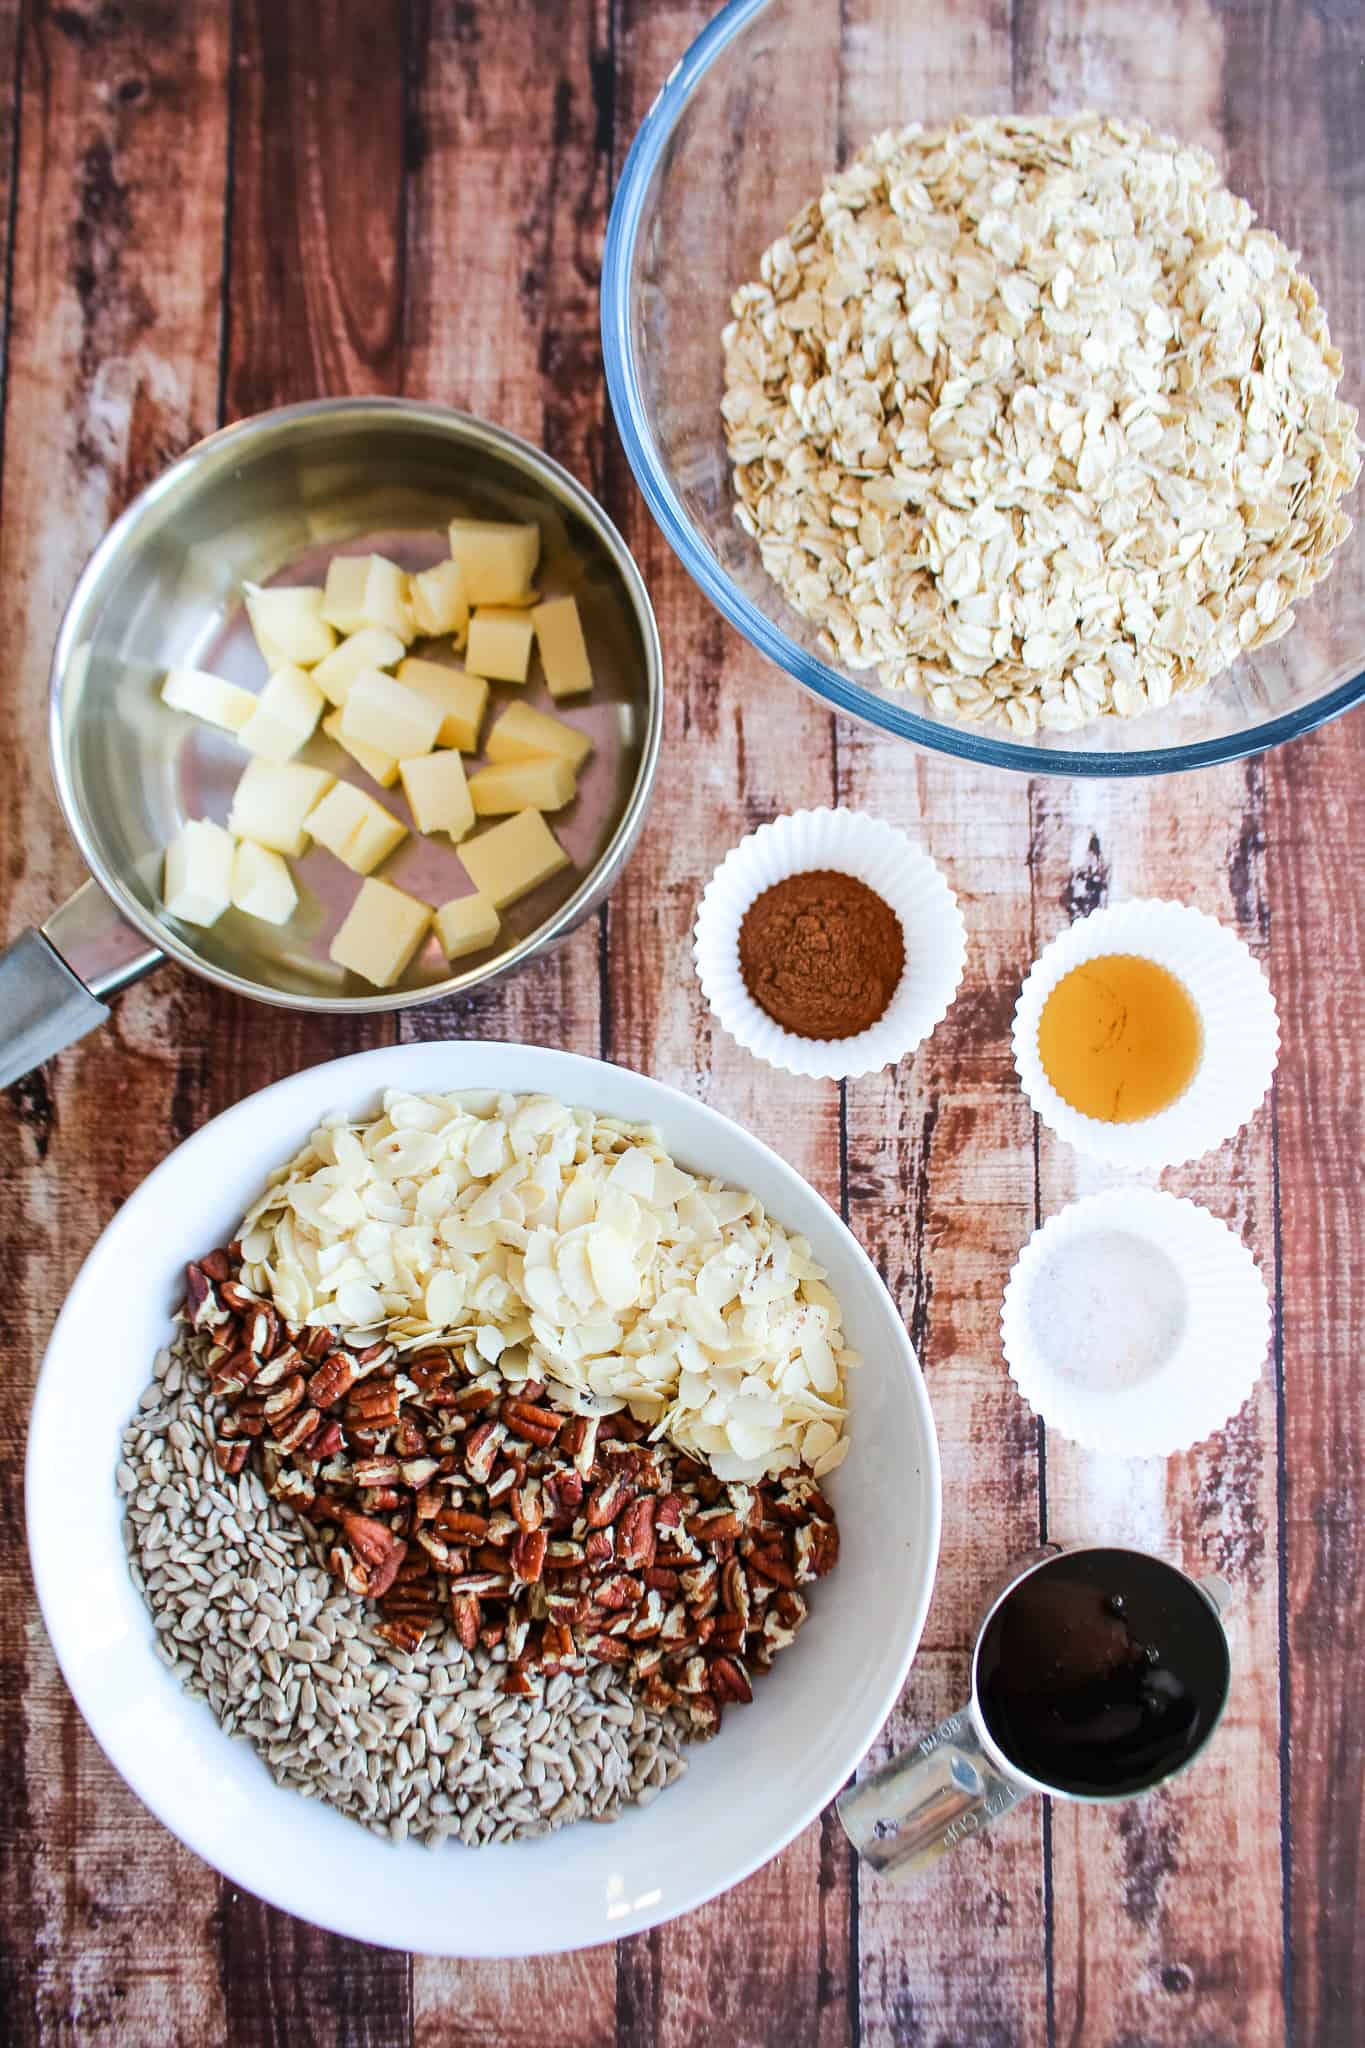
left=1012, top=899, right=1279, bottom=1169
left=1000, top=1188, right=1271, bottom=1457
left=693, top=808, right=966, bottom=1080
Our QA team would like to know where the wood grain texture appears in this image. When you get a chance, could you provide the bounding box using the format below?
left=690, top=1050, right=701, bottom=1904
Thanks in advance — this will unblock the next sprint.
left=0, top=3, right=232, bottom=2043
left=0, top=0, right=1361, bottom=2040
left=1267, top=714, right=1365, bottom=2048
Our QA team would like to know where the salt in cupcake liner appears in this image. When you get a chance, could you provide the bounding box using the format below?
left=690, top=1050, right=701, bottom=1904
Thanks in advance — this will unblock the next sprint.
left=1000, top=1187, right=1271, bottom=1458
left=1012, top=899, right=1279, bottom=1170
left=693, top=808, right=967, bottom=1080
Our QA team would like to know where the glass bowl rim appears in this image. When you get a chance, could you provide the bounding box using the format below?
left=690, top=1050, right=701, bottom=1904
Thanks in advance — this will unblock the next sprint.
left=600, top=0, right=1365, bottom=778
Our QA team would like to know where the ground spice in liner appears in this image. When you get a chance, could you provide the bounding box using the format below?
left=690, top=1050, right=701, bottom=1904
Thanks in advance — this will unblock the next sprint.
left=738, top=869, right=905, bottom=1039
left=693, top=808, right=967, bottom=1081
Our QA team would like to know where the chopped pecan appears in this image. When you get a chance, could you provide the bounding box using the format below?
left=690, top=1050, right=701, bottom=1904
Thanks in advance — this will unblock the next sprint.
left=449, top=1590, right=481, bottom=1650
left=510, top=1528, right=547, bottom=1583
left=585, top=1470, right=632, bottom=1528
left=709, top=1653, right=753, bottom=1705
left=616, top=1495, right=657, bottom=1571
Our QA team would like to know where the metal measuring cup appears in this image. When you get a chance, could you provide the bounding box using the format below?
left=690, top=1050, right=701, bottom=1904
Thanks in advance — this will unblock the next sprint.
left=838, top=1542, right=1232, bottom=1881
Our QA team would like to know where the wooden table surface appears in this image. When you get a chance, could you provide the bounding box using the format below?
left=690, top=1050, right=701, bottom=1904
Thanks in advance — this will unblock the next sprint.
left=2, top=2, right=1362, bottom=2043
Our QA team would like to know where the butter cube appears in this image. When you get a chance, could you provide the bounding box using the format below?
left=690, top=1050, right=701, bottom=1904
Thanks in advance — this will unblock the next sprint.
left=329, top=878, right=431, bottom=987
left=468, top=757, right=576, bottom=815
left=410, top=559, right=469, bottom=641
left=435, top=892, right=500, bottom=961
left=396, top=657, right=488, bottom=751
left=457, top=808, right=569, bottom=909
left=161, top=666, right=257, bottom=733
left=485, top=700, right=592, bottom=771
left=228, top=759, right=335, bottom=857
left=320, top=554, right=414, bottom=641
left=322, top=709, right=399, bottom=788
left=162, top=819, right=234, bottom=927
left=312, top=626, right=407, bottom=708
left=399, top=750, right=475, bottom=841
left=306, top=781, right=408, bottom=875
left=340, top=669, right=443, bottom=759
left=465, top=607, right=536, bottom=683
left=447, top=518, right=541, bottom=605
left=243, top=583, right=336, bottom=668
left=532, top=595, right=593, bottom=699
left=230, top=839, right=298, bottom=925
left=319, top=556, right=368, bottom=634
left=237, top=665, right=325, bottom=762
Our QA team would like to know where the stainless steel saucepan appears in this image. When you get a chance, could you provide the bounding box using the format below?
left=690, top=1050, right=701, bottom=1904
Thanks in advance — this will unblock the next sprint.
left=0, top=399, right=663, bottom=1087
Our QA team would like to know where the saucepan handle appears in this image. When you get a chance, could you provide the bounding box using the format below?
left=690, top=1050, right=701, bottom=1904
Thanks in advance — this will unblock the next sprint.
left=836, top=1703, right=1026, bottom=1882
left=0, top=880, right=163, bottom=1089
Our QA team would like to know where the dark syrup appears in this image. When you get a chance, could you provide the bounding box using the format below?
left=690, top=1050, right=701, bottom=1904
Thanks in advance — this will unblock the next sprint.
left=975, top=1549, right=1230, bottom=1798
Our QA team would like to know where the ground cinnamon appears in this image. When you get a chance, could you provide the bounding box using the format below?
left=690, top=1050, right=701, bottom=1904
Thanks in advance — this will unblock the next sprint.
left=738, top=869, right=905, bottom=1040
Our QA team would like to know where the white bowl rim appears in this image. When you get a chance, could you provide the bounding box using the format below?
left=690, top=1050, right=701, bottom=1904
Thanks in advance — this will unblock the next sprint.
left=27, top=1040, right=942, bottom=1956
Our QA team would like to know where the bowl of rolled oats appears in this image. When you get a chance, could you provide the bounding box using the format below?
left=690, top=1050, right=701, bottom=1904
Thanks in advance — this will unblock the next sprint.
left=603, top=0, right=1365, bottom=773
left=27, top=1042, right=940, bottom=1956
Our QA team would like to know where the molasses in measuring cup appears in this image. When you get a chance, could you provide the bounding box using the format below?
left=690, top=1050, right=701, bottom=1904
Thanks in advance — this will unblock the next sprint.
left=838, top=1543, right=1232, bottom=1880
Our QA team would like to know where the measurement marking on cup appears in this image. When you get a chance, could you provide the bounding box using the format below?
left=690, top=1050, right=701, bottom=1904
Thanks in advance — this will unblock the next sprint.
left=943, top=1785, right=1017, bottom=1847
left=918, top=1713, right=963, bottom=1757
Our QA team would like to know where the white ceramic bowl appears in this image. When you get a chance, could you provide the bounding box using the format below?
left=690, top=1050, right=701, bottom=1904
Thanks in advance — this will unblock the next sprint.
left=27, top=1042, right=941, bottom=1957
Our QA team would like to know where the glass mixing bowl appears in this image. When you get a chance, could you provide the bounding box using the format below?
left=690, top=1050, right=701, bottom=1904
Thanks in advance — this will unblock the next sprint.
left=602, top=0, right=1365, bottom=775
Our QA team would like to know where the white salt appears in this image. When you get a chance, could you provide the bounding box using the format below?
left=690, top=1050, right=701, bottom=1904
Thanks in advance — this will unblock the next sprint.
left=1026, top=1229, right=1187, bottom=1389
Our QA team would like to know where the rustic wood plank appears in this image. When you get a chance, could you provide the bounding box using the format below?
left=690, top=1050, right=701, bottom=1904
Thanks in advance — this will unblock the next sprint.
left=413, top=1952, right=614, bottom=2048
left=225, top=0, right=406, bottom=419
left=601, top=2, right=854, bottom=2039
left=837, top=727, right=1048, bottom=2048
left=1267, top=713, right=1365, bottom=2048
left=211, top=0, right=414, bottom=2036
left=1237, top=2, right=1365, bottom=2035
left=0, top=4, right=231, bottom=2042
left=1026, top=762, right=1285, bottom=2048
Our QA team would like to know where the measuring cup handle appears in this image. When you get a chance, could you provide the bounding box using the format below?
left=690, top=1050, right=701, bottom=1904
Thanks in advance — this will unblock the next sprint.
left=836, top=1705, right=1026, bottom=1881
left=0, top=881, right=163, bottom=1089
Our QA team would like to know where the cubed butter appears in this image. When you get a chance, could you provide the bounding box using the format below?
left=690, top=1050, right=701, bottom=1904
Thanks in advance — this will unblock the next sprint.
left=399, top=750, right=475, bottom=841
left=237, top=664, right=325, bottom=762
left=319, top=556, right=369, bottom=634
left=329, top=877, right=431, bottom=987
left=322, top=709, right=399, bottom=787
left=340, top=669, right=443, bottom=759
left=531, top=595, right=593, bottom=699
left=456, top=808, right=569, bottom=909
left=435, top=892, right=500, bottom=961
left=161, top=666, right=257, bottom=733
left=467, top=756, right=576, bottom=815
left=305, top=781, right=408, bottom=875
left=465, top=607, right=536, bottom=683
left=485, top=700, right=592, bottom=770
left=243, top=582, right=336, bottom=668
left=227, top=759, right=335, bottom=857
left=447, top=517, right=541, bottom=605
left=312, top=626, right=407, bottom=707
left=320, top=553, right=415, bottom=640
left=230, top=839, right=298, bottom=925
left=409, top=559, right=469, bottom=641
left=162, top=819, right=234, bottom=927
left=396, top=657, right=488, bottom=751
left=357, top=555, right=415, bottom=642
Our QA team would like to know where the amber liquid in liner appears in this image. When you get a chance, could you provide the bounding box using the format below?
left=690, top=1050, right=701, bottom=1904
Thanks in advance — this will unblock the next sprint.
left=1037, top=954, right=1203, bottom=1123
